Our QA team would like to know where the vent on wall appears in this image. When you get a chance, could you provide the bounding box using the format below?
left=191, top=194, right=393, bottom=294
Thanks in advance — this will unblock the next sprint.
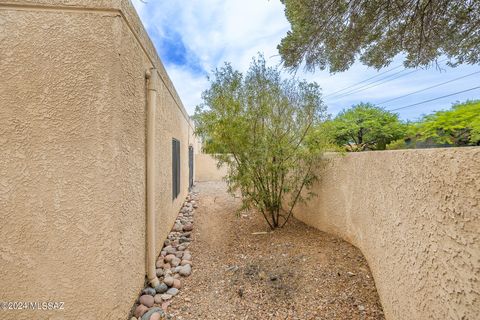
left=172, top=138, right=180, bottom=200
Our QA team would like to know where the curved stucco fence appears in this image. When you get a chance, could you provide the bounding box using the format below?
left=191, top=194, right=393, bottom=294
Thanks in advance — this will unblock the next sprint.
left=0, top=1, right=196, bottom=319
left=196, top=148, right=480, bottom=319
left=292, top=147, right=480, bottom=320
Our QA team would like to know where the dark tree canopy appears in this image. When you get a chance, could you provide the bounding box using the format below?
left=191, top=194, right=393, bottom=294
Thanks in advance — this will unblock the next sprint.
left=278, top=0, right=480, bottom=72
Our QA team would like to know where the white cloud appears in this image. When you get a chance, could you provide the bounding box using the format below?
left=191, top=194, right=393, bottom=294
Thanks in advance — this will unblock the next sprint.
left=165, top=64, right=209, bottom=111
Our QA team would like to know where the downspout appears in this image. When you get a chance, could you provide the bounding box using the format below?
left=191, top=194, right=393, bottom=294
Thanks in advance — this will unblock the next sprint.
left=146, top=68, right=160, bottom=288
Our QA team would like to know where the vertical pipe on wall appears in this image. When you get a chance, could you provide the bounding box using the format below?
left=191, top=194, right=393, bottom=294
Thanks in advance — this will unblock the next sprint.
left=145, top=68, right=160, bottom=288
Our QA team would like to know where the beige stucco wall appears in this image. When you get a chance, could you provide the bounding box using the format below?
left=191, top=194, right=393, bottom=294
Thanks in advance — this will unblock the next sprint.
left=293, top=147, right=480, bottom=320
left=195, top=154, right=228, bottom=182
left=0, top=1, right=196, bottom=319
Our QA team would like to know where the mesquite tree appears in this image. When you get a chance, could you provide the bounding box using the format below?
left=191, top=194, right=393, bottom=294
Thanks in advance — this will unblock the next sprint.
left=194, top=55, right=329, bottom=229
left=279, top=0, right=480, bottom=72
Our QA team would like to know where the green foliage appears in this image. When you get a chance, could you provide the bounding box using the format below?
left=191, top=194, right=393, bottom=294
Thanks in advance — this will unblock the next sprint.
left=194, top=55, right=329, bottom=229
left=386, top=138, right=408, bottom=150
left=416, top=100, right=480, bottom=146
left=327, top=103, right=406, bottom=151
left=386, top=122, right=419, bottom=149
left=278, top=0, right=480, bottom=72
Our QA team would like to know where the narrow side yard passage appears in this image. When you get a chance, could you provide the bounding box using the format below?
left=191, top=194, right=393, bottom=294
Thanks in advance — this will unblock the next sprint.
left=169, top=182, right=384, bottom=320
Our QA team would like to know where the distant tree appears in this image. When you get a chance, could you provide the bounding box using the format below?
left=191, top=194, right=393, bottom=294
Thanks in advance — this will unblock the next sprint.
left=386, top=122, right=421, bottom=149
left=417, top=100, right=480, bottom=146
left=328, top=103, right=405, bottom=151
left=194, top=55, right=329, bottom=229
left=278, top=0, right=480, bottom=72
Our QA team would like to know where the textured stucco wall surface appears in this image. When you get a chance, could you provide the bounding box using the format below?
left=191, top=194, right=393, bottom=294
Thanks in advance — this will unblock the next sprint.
left=292, top=147, right=480, bottom=320
left=195, top=154, right=228, bottom=182
left=0, top=1, right=195, bottom=319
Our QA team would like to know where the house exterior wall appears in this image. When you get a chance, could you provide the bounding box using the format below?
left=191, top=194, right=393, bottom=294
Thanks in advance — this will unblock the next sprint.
left=0, top=1, right=195, bottom=319
left=195, top=148, right=480, bottom=320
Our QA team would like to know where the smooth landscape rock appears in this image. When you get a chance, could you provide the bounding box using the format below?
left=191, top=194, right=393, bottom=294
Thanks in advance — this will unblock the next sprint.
left=155, top=260, right=163, bottom=268
left=182, top=253, right=192, bottom=261
left=139, top=294, right=154, bottom=308
left=154, top=294, right=163, bottom=304
left=164, top=246, right=176, bottom=254
left=161, top=294, right=172, bottom=301
left=170, top=257, right=181, bottom=267
left=150, top=312, right=162, bottom=320
left=179, top=264, right=192, bottom=276
left=134, top=304, right=149, bottom=318
left=166, top=288, right=179, bottom=296
left=172, top=278, right=182, bottom=289
left=163, top=276, right=174, bottom=287
left=142, top=287, right=156, bottom=296
left=165, top=254, right=176, bottom=263
left=156, top=268, right=164, bottom=277
left=183, top=223, right=193, bottom=231
left=181, top=260, right=192, bottom=266
left=141, top=307, right=164, bottom=320
left=155, top=283, right=168, bottom=294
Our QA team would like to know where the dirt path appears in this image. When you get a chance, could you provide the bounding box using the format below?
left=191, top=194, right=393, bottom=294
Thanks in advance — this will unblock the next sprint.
left=169, top=182, right=384, bottom=320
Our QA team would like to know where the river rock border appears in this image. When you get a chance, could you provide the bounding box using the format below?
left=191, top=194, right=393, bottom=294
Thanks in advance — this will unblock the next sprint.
left=130, top=192, right=198, bottom=320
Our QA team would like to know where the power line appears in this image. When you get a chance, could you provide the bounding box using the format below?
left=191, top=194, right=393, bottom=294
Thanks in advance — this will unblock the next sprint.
left=389, top=86, right=480, bottom=111
left=330, top=69, right=420, bottom=100
left=324, top=64, right=404, bottom=98
left=377, top=71, right=480, bottom=105
left=326, top=58, right=447, bottom=101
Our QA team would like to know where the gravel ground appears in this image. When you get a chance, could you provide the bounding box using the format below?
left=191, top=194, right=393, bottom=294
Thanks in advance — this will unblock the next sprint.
left=168, top=181, right=385, bottom=320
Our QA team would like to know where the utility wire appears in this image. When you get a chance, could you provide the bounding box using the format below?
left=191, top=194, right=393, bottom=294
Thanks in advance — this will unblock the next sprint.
left=329, top=69, right=420, bottom=100
left=376, top=71, right=480, bottom=105
left=389, top=86, right=480, bottom=111
left=327, top=58, right=447, bottom=100
left=324, top=64, right=404, bottom=97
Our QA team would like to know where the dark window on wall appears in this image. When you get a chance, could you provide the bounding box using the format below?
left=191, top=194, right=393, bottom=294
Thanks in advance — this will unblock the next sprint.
left=172, top=139, right=181, bottom=200
left=188, top=146, right=194, bottom=190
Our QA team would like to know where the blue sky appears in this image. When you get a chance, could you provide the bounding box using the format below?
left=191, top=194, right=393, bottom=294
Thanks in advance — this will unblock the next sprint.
left=132, top=0, right=480, bottom=121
